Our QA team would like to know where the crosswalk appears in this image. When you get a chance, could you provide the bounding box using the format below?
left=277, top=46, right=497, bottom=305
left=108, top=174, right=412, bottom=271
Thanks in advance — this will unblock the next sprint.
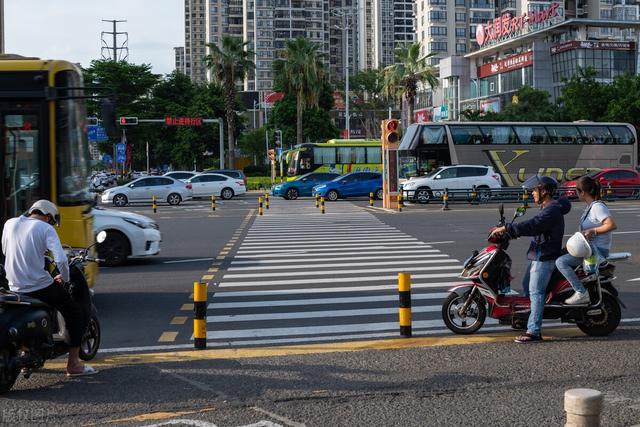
left=206, top=200, right=494, bottom=347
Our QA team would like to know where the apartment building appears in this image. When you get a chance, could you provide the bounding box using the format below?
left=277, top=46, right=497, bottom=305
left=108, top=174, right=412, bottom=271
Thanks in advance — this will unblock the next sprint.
left=174, top=47, right=186, bottom=73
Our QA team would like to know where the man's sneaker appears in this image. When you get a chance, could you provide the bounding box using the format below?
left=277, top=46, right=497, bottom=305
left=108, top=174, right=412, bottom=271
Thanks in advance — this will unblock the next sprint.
left=514, top=333, right=543, bottom=343
left=565, top=291, right=590, bottom=305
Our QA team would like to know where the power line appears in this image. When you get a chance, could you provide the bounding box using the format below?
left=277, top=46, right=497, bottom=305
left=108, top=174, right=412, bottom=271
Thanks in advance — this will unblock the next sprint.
left=101, top=19, right=129, bottom=61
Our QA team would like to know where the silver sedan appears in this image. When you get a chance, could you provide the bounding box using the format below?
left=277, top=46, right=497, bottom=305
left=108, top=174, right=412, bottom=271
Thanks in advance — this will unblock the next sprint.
left=101, top=176, right=193, bottom=207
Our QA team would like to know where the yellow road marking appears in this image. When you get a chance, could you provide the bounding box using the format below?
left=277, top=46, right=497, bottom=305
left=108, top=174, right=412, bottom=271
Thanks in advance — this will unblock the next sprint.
left=170, top=316, right=187, bottom=325
left=201, top=274, right=214, bottom=280
left=216, top=255, right=225, bottom=260
left=83, top=407, right=216, bottom=425
left=208, top=268, right=218, bottom=273
left=158, top=332, right=178, bottom=343
left=220, top=251, right=229, bottom=255
left=180, top=303, right=194, bottom=310
left=47, top=328, right=584, bottom=369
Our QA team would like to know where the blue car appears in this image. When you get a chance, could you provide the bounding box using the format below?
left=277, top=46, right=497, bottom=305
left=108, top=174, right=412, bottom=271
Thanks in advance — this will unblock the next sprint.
left=272, top=172, right=341, bottom=200
left=312, top=172, right=383, bottom=201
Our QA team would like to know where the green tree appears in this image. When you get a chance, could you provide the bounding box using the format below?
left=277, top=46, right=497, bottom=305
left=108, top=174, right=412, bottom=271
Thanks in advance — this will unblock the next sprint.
left=238, top=128, right=268, bottom=163
left=602, top=74, right=640, bottom=129
left=382, top=43, right=438, bottom=125
left=205, top=36, right=255, bottom=169
left=273, top=38, right=327, bottom=145
left=558, top=67, right=612, bottom=121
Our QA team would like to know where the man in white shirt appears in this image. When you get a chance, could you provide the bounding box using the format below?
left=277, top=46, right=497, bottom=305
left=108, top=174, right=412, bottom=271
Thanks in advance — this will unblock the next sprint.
left=1, top=200, right=97, bottom=377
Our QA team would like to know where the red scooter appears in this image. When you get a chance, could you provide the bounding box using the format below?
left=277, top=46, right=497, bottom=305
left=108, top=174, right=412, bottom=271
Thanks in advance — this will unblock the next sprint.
left=441, top=205, right=630, bottom=336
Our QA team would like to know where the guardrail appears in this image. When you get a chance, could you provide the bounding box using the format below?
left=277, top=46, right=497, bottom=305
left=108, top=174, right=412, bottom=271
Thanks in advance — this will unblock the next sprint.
left=401, top=185, right=640, bottom=205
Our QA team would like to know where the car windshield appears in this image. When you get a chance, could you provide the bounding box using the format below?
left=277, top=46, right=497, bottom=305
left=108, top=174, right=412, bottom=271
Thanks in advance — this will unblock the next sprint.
left=296, top=173, right=312, bottom=181
left=425, top=167, right=443, bottom=178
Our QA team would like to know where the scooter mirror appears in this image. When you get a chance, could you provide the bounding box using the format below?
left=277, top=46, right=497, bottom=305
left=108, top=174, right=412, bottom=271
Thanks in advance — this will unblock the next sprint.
left=96, top=231, right=107, bottom=244
left=515, top=206, right=527, bottom=217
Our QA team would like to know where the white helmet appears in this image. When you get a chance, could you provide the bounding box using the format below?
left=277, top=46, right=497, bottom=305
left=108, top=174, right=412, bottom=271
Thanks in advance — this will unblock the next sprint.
left=28, top=200, right=60, bottom=225
left=566, top=232, right=592, bottom=258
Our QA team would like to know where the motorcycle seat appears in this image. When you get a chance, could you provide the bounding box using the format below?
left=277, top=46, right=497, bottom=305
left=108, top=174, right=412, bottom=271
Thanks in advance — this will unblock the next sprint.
left=0, top=291, right=49, bottom=307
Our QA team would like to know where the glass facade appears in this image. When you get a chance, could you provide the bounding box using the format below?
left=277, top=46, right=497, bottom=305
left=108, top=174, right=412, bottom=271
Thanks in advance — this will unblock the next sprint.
left=552, top=48, right=636, bottom=83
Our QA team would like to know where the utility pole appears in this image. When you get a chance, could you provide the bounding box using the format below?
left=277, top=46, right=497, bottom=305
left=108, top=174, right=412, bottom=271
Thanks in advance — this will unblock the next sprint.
left=332, top=6, right=358, bottom=140
left=0, top=0, right=5, bottom=54
left=101, top=19, right=129, bottom=61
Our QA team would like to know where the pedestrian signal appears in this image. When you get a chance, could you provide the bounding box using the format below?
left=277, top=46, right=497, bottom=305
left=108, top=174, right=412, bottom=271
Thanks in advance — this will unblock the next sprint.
left=268, top=149, right=275, bottom=161
left=381, top=119, right=400, bottom=144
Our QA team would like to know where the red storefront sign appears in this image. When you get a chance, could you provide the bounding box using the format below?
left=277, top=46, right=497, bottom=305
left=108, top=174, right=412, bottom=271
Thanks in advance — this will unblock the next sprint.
left=414, top=109, right=431, bottom=123
left=551, top=40, right=636, bottom=54
left=165, top=117, right=203, bottom=126
left=476, top=2, right=562, bottom=47
left=477, top=52, right=533, bottom=78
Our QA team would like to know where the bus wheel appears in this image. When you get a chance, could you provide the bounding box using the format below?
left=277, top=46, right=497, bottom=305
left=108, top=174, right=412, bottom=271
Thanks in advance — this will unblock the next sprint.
left=113, top=194, right=128, bottom=207
left=286, top=188, right=299, bottom=200
left=326, top=190, right=339, bottom=201
left=375, top=188, right=383, bottom=200
left=477, top=186, right=492, bottom=203
left=415, top=188, right=432, bottom=204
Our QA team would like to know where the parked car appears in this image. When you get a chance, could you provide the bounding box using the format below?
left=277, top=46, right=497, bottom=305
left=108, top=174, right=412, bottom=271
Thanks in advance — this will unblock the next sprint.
left=272, top=172, right=341, bottom=200
left=185, top=173, right=246, bottom=199
left=201, top=169, right=247, bottom=186
left=164, top=171, right=198, bottom=182
left=401, top=165, right=502, bottom=203
left=312, top=172, right=383, bottom=201
left=92, top=207, right=161, bottom=267
left=561, top=168, right=640, bottom=198
left=101, top=176, right=193, bottom=207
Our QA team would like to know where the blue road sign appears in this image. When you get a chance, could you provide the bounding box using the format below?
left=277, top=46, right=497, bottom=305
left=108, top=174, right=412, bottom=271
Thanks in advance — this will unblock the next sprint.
left=88, top=125, right=109, bottom=142
left=102, top=154, right=113, bottom=164
left=116, top=143, right=126, bottom=163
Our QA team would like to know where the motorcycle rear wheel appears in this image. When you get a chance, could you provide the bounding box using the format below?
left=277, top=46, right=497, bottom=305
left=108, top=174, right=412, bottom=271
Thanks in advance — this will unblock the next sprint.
left=0, top=350, right=18, bottom=394
left=577, top=292, right=621, bottom=337
left=442, top=292, right=486, bottom=334
left=79, top=315, right=101, bottom=361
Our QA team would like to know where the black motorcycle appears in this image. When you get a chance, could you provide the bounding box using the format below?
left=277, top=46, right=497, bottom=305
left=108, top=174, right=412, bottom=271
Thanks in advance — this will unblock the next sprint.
left=0, top=231, right=105, bottom=393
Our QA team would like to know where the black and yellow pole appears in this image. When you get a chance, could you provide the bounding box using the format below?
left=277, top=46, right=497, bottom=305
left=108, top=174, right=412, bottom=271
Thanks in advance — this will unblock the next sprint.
left=522, top=187, right=529, bottom=208
left=398, top=272, right=412, bottom=338
left=442, top=188, right=450, bottom=211
left=369, top=192, right=374, bottom=207
left=470, top=185, right=478, bottom=205
left=258, top=196, right=263, bottom=216
left=397, top=193, right=402, bottom=212
left=606, top=183, right=613, bottom=201
left=265, top=192, right=270, bottom=209
left=321, top=196, right=325, bottom=214
left=211, top=194, right=216, bottom=211
left=193, top=281, right=207, bottom=349
left=152, top=195, right=157, bottom=213
left=315, top=193, right=320, bottom=208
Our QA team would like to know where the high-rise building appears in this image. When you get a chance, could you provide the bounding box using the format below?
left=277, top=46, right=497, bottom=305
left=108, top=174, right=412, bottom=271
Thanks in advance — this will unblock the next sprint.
left=174, top=47, right=186, bottom=73
left=185, top=0, right=208, bottom=82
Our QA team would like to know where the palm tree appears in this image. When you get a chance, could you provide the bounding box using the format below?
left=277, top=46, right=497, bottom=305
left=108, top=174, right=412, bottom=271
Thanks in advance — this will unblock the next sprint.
left=273, top=38, right=326, bottom=145
left=383, top=43, right=439, bottom=125
left=205, top=36, right=254, bottom=168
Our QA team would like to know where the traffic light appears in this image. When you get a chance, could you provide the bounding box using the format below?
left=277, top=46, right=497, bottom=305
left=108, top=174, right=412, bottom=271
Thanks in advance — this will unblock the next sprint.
left=381, top=119, right=400, bottom=144
left=274, top=130, right=282, bottom=147
left=268, top=149, right=275, bottom=161
left=119, top=117, right=139, bottom=126
left=87, top=117, right=99, bottom=126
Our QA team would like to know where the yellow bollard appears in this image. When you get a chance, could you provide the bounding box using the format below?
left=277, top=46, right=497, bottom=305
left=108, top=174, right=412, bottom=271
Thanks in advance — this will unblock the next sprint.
left=442, top=188, right=450, bottom=211
left=193, top=281, right=207, bottom=349
left=397, top=193, right=402, bottom=212
left=369, top=192, right=374, bottom=207
left=606, top=183, right=613, bottom=201
left=152, top=195, right=157, bottom=213
left=398, top=272, right=412, bottom=337
left=315, top=193, right=320, bottom=208
left=321, top=196, right=325, bottom=214
left=470, top=185, right=478, bottom=205
left=211, top=194, right=216, bottom=211
left=265, top=192, right=270, bottom=209
left=258, top=196, right=263, bottom=216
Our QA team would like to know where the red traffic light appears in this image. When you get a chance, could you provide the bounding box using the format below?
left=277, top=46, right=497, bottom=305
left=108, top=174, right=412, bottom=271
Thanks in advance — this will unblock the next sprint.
left=386, top=120, right=398, bottom=132
left=119, top=117, right=139, bottom=126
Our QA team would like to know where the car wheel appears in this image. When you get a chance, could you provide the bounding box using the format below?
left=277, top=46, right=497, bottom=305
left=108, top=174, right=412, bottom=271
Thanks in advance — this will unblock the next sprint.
left=167, top=193, right=182, bottom=205
left=221, top=187, right=235, bottom=200
left=415, top=187, right=432, bottom=204
left=97, top=231, right=130, bottom=267
left=375, top=188, right=383, bottom=200
left=326, top=190, right=339, bottom=201
left=286, top=188, right=299, bottom=200
left=113, top=194, right=128, bottom=207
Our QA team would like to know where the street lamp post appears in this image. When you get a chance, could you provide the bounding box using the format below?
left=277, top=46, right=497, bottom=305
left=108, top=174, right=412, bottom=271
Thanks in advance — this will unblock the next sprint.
left=333, top=7, right=356, bottom=140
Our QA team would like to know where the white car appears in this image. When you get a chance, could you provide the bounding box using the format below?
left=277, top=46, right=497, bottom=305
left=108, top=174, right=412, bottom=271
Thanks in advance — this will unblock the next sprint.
left=92, top=207, right=161, bottom=267
left=101, top=176, right=193, bottom=207
left=185, top=173, right=246, bottom=199
left=402, top=165, right=502, bottom=203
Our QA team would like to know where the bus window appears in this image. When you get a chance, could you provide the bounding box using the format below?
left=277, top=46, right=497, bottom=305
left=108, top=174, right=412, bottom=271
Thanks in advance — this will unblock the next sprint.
left=577, top=126, right=612, bottom=145
left=420, top=126, right=447, bottom=144
left=314, top=147, right=336, bottom=164
left=608, top=126, right=635, bottom=144
left=513, top=126, right=551, bottom=144
left=546, top=126, right=580, bottom=144
left=366, top=147, right=382, bottom=163
left=337, top=146, right=366, bottom=163
left=450, top=125, right=484, bottom=144
left=479, top=126, right=519, bottom=144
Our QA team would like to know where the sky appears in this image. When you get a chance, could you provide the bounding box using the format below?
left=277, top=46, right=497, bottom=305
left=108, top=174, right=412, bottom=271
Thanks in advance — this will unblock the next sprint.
left=5, top=0, right=183, bottom=76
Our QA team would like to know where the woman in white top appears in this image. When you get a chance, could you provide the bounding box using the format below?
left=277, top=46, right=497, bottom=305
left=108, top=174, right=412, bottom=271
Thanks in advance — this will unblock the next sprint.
left=556, top=176, right=617, bottom=305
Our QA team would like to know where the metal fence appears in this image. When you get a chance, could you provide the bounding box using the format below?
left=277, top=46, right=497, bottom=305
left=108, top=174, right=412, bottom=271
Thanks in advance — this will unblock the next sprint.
left=401, top=185, right=640, bottom=205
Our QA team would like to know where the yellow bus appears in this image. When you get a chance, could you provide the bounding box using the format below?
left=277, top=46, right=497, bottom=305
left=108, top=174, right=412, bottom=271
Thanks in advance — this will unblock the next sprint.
left=1, top=55, right=98, bottom=285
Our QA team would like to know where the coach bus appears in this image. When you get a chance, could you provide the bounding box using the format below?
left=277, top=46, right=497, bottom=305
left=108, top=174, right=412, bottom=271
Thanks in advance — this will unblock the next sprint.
left=397, top=122, right=637, bottom=186
left=1, top=55, right=98, bottom=284
left=285, top=139, right=382, bottom=180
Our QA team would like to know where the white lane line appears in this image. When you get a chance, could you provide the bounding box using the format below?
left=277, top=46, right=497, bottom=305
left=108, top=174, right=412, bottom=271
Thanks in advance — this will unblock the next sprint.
left=218, top=272, right=460, bottom=287
left=423, top=241, right=455, bottom=245
left=239, top=237, right=417, bottom=246
left=245, top=230, right=402, bottom=239
left=163, top=257, right=214, bottom=264
left=629, top=277, right=640, bottom=282
left=233, top=249, right=439, bottom=259
left=231, top=253, right=444, bottom=265
left=213, top=282, right=467, bottom=297
left=237, top=242, right=431, bottom=253
left=227, top=258, right=454, bottom=271
left=247, top=227, right=394, bottom=234
left=222, top=264, right=461, bottom=279
left=208, top=293, right=450, bottom=309
left=243, top=233, right=409, bottom=242
left=207, top=305, right=441, bottom=323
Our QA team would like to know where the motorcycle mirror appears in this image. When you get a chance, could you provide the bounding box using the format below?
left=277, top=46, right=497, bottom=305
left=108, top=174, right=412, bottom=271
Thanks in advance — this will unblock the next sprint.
left=515, top=206, right=527, bottom=217
left=96, top=231, right=107, bottom=244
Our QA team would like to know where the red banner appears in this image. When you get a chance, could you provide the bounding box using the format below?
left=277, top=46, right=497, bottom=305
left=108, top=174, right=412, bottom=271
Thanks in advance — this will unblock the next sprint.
left=477, top=52, right=533, bottom=78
